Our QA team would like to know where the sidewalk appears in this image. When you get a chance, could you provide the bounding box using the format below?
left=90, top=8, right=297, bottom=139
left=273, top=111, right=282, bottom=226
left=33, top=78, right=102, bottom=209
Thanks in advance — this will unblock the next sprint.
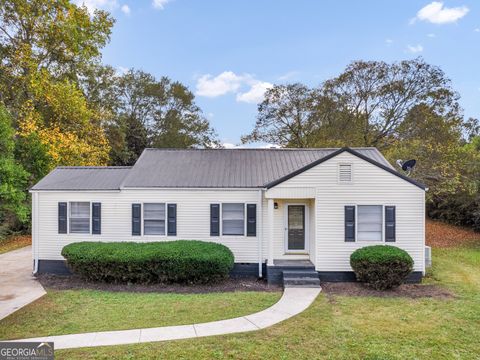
left=11, top=287, right=321, bottom=350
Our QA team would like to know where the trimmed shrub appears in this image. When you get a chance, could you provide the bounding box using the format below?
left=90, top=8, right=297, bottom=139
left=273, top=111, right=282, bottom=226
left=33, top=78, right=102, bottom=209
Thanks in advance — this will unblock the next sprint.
left=61, top=240, right=234, bottom=284
left=350, top=245, right=414, bottom=290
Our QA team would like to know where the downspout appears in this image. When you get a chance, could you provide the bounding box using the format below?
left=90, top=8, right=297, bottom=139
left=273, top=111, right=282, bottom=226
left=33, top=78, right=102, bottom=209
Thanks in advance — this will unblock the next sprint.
left=32, top=192, right=39, bottom=274
left=258, top=189, right=264, bottom=278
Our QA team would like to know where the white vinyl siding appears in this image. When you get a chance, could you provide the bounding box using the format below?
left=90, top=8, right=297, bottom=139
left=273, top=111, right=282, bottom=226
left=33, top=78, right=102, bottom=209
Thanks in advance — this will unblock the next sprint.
left=34, top=189, right=259, bottom=263
left=222, top=203, right=245, bottom=235
left=143, top=203, right=166, bottom=235
left=69, top=202, right=90, bottom=234
left=357, top=205, right=382, bottom=241
left=265, top=151, right=425, bottom=273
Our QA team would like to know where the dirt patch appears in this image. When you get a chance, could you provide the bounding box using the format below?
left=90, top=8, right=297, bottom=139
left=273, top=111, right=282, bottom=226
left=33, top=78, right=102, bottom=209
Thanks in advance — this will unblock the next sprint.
left=426, top=219, right=480, bottom=248
left=321, top=281, right=454, bottom=299
left=37, top=274, right=282, bottom=294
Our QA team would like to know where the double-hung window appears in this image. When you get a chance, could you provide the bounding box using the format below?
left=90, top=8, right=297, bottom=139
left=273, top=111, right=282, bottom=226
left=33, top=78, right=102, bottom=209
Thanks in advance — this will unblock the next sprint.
left=222, top=203, right=245, bottom=235
left=144, top=203, right=166, bottom=235
left=357, top=205, right=382, bottom=241
left=69, top=202, right=90, bottom=234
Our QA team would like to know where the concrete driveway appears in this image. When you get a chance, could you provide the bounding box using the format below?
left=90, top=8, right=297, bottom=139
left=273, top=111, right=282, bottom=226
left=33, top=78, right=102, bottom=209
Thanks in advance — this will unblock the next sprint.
left=0, top=246, right=46, bottom=320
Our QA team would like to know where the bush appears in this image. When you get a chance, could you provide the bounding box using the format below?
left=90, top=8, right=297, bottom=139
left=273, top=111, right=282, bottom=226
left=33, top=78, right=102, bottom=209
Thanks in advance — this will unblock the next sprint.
left=61, top=240, right=235, bottom=284
left=350, top=245, right=414, bottom=290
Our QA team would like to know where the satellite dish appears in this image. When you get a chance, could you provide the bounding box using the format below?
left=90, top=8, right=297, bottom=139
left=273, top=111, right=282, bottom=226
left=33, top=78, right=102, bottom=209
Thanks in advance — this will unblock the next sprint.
left=396, top=159, right=416, bottom=176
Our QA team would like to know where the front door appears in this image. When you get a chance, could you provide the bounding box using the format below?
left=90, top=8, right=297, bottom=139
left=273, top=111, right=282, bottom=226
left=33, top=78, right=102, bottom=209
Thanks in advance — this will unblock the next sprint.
left=286, top=204, right=307, bottom=252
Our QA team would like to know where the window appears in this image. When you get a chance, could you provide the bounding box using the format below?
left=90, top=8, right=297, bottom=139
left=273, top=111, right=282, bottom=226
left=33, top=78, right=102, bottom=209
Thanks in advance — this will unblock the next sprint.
left=69, top=202, right=90, bottom=234
left=338, top=164, right=352, bottom=182
left=144, top=203, right=166, bottom=235
left=222, top=203, right=245, bottom=235
left=357, top=205, right=382, bottom=241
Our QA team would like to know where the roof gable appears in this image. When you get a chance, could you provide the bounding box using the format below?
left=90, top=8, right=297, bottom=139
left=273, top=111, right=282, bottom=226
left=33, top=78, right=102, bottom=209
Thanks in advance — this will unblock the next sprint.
left=265, top=147, right=426, bottom=190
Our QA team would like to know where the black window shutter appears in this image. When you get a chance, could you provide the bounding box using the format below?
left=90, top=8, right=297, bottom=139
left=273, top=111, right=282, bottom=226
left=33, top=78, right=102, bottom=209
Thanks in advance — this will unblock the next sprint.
left=58, top=202, right=67, bottom=234
left=167, top=204, right=177, bottom=236
left=385, top=206, right=396, bottom=242
left=345, top=206, right=355, bottom=242
left=92, top=203, right=101, bottom=234
left=210, top=204, right=220, bottom=236
left=246, top=204, right=256, bottom=237
left=132, top=204, right=141, bottom=236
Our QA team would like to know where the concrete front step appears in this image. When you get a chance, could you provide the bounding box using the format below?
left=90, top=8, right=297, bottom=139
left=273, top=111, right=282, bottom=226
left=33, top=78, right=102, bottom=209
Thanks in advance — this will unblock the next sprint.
left=282, top=270, right=319, bottom=279
left=283, top=277, right=321, bottom=287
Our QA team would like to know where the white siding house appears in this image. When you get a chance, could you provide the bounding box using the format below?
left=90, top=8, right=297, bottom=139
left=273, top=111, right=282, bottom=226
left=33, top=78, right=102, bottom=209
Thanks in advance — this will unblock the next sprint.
left=30, top=147, right=426, bottom=283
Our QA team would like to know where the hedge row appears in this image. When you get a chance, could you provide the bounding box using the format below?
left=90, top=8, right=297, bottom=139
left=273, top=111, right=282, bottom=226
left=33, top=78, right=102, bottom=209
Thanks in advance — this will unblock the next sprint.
left=61, top=240, right=235, bottom=284
left=350, top=245, right=414, bottom=290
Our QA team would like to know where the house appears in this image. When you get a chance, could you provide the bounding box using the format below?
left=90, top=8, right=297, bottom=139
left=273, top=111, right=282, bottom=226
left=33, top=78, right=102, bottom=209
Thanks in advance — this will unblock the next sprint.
left=30, top=147, right=427, bottom=284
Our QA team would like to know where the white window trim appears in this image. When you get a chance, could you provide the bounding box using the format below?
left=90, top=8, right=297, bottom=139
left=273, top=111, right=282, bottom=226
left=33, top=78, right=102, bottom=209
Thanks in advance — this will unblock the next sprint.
left=142, top=202, right=167, bottom=237
left=347, top=204, right=388, bottom=243
left=68, top=201, right=92, bottom=235
left=338, top=163, right=354, bottom=184
left=220, top=203, right=247, bottom=237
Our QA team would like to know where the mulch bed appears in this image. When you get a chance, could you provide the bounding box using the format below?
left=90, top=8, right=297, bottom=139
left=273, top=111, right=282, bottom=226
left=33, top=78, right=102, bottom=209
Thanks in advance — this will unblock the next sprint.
left=37, top=274, right=282, bottom=294
left=426, top=219, right=480, bottom=248
left=321, top=281, right=454, bottom=299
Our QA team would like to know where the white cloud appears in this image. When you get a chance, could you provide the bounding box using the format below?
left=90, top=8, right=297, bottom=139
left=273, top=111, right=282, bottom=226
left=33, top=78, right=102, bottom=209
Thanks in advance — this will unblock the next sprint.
left=196, top=71, right=272, bottom=104
left=259, top=143, right=281, bottom=149
left=427, top=33, right=436, bottom=38
left=196, top=71, right=247, bottom=97
left=413, top=2, right=469, bottom=24
left=236, top=81, right=273, bottom=104
left=475, top=28, right=480, bottom=32
left=406, top=44, right=424, bottom=53
left=385, top=38, right=393, bottom=44
left=152, top=0, right=170, bottom=9
left=74, top=0, right=118, bottom=13
left=121, top=4, right=130, bottom=14
left=222, top=142, right=241, bottom=149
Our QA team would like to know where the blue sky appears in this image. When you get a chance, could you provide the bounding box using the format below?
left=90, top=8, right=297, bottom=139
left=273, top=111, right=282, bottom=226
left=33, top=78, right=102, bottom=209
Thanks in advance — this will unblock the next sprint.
left=78, top=0, right=480, bottom=147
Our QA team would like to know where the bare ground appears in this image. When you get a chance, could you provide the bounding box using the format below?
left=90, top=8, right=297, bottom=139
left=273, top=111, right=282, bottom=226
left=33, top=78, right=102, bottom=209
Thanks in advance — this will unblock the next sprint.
left=37, top=274, right=282, bottom=294
left=321, top=281, right=454, bottom=299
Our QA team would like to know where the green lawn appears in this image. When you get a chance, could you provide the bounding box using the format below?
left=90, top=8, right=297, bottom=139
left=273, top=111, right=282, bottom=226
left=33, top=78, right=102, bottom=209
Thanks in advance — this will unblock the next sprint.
left=57, top=245, right=480, bottom=360
left=0, top=290, right=281, bottom=340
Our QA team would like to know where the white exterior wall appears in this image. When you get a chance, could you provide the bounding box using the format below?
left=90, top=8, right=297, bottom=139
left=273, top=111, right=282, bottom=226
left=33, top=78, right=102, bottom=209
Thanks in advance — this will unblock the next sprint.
left=267, top=152, right=425, bottom=272
left=34, top=189, right=261, bottom=263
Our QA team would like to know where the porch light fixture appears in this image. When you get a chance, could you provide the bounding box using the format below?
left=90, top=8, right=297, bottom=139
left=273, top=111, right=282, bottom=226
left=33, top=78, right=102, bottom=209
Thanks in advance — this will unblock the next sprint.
left=274, top=202, right=278, bottom=209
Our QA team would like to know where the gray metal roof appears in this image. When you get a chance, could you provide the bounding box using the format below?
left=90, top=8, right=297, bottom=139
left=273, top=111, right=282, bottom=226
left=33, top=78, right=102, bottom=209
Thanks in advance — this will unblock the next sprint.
left=31, top=167, right=132, bottom=191
left=120, top=147, right=394, bottom=188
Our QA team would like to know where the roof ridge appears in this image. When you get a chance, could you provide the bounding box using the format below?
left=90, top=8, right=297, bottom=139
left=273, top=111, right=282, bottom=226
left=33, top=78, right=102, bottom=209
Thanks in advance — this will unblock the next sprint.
left=142, top=147, right=378, bottom=151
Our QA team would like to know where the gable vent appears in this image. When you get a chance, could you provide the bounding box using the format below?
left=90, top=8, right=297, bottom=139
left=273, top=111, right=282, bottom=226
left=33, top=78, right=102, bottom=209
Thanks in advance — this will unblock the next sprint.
left=339, top=164, right=352, bottom=183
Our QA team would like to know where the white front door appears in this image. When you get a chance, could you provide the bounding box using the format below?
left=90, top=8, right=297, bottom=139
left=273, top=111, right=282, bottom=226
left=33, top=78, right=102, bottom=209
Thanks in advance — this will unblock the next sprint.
left=285, top=204, right=308, bottom=253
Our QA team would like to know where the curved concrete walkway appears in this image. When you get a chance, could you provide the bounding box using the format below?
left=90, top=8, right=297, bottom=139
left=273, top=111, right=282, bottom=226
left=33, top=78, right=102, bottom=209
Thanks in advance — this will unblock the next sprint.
left=0, top=246, right=46, bottom=320
left=11, top=287, right=321, bottom=350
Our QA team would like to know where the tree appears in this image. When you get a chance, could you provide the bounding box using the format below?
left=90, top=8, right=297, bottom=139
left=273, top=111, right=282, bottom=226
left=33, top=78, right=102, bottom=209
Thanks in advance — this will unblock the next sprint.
left=320, top=58, right=460, bottom=149
left=0, top=105, right=29, bottom=238
left=244, top=58, right=462, bottom=150
left=241, top=84, right=318, bottom=147
left=97, top=69, right=219, bottom=165
left=0, top=0, right=113, bottom=170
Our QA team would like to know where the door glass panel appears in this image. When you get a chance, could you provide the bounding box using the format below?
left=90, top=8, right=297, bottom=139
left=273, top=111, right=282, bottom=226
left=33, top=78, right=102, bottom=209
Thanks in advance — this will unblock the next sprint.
left=288, top=205, right=305, bottom=250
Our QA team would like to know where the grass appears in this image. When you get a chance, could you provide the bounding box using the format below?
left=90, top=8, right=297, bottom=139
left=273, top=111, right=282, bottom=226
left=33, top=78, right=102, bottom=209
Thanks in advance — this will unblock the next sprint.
left=57, top=227, right=480, bottom=359
left=0, top=290, right=281, bottom=341
left=0, top=235, right=31, bottom=254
